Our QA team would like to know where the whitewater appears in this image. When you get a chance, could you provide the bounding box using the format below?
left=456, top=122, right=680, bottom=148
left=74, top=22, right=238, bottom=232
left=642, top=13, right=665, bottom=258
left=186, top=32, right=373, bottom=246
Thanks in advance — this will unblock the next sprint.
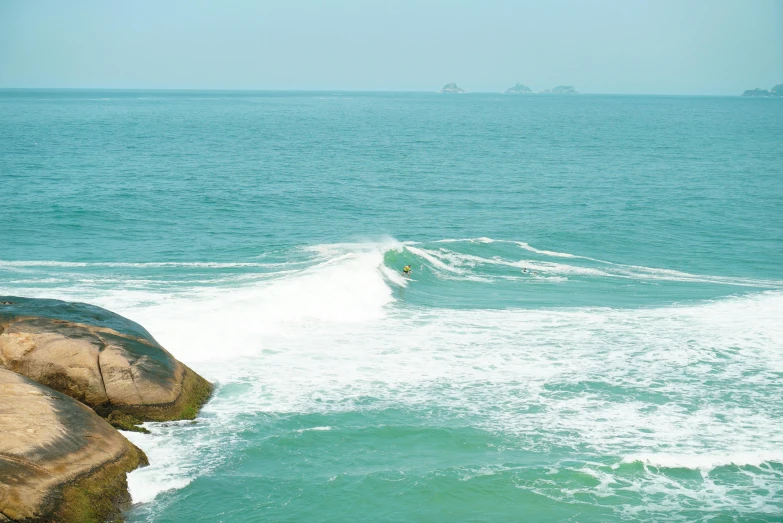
left=2, top=90, right=782, bottom=522
left=3, top=239, right=782, bottom=521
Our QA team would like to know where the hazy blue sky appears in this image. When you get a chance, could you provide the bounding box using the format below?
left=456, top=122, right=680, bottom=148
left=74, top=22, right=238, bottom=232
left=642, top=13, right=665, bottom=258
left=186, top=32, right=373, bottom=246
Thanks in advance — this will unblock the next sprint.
left=1, top=0, right=781, bottom=94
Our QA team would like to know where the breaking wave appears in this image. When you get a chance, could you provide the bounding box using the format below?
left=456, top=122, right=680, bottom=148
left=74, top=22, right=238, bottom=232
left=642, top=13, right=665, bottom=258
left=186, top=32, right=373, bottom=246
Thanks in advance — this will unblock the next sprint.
left=2, top=238, right=782, bottom=517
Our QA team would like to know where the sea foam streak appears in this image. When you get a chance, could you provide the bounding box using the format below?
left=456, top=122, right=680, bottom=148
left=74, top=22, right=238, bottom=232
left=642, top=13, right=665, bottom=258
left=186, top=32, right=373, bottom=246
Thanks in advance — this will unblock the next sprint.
left=0, top=260, right=285, bottom=269
left=408, top=239, right=782, bottom=288
left=622, top=452, right=783, bottom=471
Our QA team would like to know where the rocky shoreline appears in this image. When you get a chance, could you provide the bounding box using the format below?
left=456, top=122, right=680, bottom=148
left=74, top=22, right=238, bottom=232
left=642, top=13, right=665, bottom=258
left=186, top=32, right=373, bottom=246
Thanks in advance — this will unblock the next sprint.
left=0, top=296, right=213, bottom=522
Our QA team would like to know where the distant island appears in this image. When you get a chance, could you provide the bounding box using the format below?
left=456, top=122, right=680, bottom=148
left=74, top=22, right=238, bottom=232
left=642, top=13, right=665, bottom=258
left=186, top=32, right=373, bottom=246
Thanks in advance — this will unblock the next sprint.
left=741, top=83, right=782, bottom=97
left=505, top=83, right=532, bottom=94
left=440, top=83, right=467, bottom=93
left=540, top=85, right=578, bottom=94
left=439, top=83, right=581, bottom=94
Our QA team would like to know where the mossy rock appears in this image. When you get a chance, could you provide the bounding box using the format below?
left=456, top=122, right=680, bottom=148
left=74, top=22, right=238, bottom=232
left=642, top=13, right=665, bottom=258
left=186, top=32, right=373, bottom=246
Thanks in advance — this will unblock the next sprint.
left=107, top=411, right=149, bottom=434
left=57, top=448, right=148, bottom=523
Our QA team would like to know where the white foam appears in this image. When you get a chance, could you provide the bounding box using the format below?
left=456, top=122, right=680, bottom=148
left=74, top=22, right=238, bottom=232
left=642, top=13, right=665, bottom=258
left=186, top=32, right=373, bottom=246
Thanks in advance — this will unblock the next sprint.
left=68, top=289, right=783, bottom=508
left=433, top=237, right=496, bottom=244
left=295, top=426, right=333, bottom=433
left=514, top=241, right=580, bottom=259
left=0, top=260, right=284, bottom=269
left=404, top=246, right=464, bottom=274
left=610, top=263, right=782, bottom=287
left=302, top=237, right=403, bottom=257
left=4, top=241, right=782, bottom=511
left=623, top=452, right=783, bottom=471
left=133, top=289, right=783, bottom=446
left=416, top=239, right=782, bottom=288
left=432, top=237, right=580, bottom=258
left=119, top=249, right=395, bottom=362
left=122, top=428, right=196, bottom=504
left=411, top=247, right=609, bottom=277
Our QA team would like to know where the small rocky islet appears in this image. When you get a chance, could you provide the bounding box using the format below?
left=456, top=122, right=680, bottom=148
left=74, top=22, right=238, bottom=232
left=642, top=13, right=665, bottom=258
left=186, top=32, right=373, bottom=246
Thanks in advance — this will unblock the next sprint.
left=741, top=83, right=782, bottom=97
left=505, top=83, right=532, bottom=94
left=440, top=83, right=467, bottom=93
left=0, top=296, right=213, bottom=523
left=539, top=85, right=578, bottom=94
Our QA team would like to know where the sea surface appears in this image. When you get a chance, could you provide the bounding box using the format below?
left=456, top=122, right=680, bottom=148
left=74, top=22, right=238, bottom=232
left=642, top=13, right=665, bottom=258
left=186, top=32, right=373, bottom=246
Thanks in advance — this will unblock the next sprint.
left=1, top=90, right=782, bottom=522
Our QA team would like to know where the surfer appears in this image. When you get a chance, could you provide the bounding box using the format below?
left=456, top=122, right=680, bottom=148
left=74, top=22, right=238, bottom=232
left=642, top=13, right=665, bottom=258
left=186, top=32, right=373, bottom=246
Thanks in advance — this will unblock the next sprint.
left=402, top=265, right=412, bottom=277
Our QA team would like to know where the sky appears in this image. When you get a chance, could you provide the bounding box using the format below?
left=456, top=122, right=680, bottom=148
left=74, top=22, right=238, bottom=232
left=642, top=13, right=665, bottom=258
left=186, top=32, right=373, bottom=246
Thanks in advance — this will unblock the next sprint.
left=0, top=0, right=781, bottom=94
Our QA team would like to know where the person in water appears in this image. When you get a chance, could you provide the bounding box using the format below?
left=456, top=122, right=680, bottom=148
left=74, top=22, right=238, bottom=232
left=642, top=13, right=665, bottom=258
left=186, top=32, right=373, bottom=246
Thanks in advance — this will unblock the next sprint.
left=403, top=265, right=412, bottom=277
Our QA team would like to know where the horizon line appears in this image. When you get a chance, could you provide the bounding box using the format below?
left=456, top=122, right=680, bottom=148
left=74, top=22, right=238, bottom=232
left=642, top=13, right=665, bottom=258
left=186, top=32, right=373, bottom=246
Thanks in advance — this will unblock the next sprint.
left=0, top=87, right=753, bottom=97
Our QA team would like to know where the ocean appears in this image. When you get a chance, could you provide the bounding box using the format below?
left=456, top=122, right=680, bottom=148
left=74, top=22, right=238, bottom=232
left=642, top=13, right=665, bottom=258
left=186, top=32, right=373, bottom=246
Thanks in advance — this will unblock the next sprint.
left=1, top=90, right=781, bottom=522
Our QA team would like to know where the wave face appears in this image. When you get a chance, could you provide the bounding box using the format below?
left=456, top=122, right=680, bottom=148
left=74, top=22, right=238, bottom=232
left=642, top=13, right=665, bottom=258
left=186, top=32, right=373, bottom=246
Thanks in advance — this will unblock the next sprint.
left=2, top=91, right=782, bottom=522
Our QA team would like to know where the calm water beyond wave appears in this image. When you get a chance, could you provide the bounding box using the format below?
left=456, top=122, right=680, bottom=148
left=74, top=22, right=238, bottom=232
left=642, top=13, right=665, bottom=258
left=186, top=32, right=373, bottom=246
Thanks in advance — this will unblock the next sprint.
left=1, top=90, right=782, bottom=522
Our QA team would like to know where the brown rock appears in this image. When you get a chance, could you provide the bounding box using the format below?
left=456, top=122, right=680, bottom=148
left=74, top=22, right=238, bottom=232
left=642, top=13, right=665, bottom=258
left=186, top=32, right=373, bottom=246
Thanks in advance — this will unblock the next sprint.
left=0, top=368, right=147, bottom=522
left=0, top=297, right=212, bottom=423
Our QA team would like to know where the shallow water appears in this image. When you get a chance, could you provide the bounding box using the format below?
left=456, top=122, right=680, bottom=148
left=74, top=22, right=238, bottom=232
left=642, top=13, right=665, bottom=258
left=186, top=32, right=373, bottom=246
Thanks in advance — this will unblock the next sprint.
left=1, top=90, right=782, bottom=521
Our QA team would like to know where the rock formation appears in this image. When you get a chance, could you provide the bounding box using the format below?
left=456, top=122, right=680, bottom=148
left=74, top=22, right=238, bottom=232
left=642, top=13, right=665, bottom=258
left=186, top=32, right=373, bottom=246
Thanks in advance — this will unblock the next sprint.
left=505, top=83, right=532, bottom=94
left=0, top=296, right=213, bottom=522
left=440, top=83, right=467, bottom=93
left=540, top=86, right=578, bottom=94
left=741, top=84, right=783, bottom=97
left=0, top=368, right=147, bottom=522
left=0, top=296, right=212, bottom=427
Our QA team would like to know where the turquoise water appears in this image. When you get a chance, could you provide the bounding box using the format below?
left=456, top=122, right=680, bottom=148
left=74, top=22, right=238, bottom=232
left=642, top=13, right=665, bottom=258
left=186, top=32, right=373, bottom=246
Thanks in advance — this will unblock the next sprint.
left=1, top=90, right=782, bottom=522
